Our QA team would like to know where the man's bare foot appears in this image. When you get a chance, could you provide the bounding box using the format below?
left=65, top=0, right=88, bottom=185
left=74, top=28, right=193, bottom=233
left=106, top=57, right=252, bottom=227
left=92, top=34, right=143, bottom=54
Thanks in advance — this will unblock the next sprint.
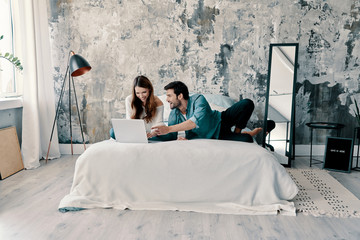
left=243, top=127, right=263, bottom=137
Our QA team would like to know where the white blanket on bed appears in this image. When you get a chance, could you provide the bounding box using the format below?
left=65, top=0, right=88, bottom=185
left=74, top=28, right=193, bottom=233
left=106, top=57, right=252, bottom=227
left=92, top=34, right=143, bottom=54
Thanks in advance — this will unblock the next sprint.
left=59, top=139, right=298, bottom=216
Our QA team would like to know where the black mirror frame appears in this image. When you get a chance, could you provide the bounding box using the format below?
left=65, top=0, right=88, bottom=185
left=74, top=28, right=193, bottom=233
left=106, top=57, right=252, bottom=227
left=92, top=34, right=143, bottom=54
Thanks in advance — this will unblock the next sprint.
left=262, top=43, right=299, bottom=167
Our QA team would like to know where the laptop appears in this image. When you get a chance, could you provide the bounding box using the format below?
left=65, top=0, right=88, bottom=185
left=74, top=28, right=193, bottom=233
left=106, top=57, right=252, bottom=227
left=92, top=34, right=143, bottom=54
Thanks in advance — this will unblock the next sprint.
left=111, top=119, right=148, bottom=143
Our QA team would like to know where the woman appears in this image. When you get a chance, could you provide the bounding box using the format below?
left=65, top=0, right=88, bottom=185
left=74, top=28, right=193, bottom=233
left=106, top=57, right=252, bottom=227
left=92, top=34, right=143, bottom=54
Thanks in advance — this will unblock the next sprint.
left=110, top=75, right=164, bottom=139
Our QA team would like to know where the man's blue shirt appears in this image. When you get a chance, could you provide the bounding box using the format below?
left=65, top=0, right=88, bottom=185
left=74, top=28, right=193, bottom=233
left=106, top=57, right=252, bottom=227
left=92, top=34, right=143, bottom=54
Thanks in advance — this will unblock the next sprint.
left=168, top=94, right=222, bottom=139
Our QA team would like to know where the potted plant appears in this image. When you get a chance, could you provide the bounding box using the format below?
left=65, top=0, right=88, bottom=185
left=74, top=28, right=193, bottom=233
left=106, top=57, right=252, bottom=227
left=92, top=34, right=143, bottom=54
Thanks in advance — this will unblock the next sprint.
left=0, top=35, right=23, bottom=71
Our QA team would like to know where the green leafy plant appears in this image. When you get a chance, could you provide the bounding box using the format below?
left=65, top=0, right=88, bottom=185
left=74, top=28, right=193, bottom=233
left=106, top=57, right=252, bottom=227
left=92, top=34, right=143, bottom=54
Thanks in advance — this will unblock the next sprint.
left=0, top=35, right=23, bottom=71
left=354, top=99, right=360, bottom=126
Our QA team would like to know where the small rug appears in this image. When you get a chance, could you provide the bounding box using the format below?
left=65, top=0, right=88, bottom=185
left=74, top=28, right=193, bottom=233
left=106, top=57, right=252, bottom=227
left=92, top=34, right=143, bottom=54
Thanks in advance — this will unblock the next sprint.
left=286, top=168, right=360, bottom=217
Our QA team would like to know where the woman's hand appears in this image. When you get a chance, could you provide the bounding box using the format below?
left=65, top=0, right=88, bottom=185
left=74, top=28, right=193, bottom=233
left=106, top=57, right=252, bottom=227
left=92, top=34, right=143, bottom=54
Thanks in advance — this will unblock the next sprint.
left=147, top=131, right=157, bottom=138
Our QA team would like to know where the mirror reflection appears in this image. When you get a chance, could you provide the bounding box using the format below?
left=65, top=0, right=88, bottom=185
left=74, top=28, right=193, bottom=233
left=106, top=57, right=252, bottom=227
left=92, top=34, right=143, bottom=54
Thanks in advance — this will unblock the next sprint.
left=263, top=43, right=299, bottom=167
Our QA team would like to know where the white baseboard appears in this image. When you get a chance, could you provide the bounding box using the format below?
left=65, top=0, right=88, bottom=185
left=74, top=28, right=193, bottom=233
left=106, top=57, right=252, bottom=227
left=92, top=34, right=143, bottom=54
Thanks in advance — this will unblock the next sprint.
left=59, top=144, right=91, bottom=155
left=295, top=144, right=325, bottom=156
left=295, top=144, right=360, bottom=168
left=59, top=143, right=360, bottom=159
left=60, top=144, right=322, bottom=156
left=295, top=144, right=360, bottom=157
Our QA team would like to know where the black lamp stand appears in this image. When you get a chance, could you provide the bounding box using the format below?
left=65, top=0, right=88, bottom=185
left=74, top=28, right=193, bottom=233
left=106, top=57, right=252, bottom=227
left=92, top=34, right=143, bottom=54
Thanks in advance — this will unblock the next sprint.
left=46, top=52, right=88, bottom=162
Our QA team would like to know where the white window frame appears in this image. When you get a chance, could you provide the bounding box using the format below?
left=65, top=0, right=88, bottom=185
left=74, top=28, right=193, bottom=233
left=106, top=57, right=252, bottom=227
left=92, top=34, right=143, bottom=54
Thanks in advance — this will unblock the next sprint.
left=0, top=0, right=23, bottom=100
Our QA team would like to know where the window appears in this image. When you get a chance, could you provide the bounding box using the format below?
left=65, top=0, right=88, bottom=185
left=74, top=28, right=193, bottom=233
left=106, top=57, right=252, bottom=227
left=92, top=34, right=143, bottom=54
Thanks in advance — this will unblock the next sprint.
left=0, top=0, right=19, bottom=98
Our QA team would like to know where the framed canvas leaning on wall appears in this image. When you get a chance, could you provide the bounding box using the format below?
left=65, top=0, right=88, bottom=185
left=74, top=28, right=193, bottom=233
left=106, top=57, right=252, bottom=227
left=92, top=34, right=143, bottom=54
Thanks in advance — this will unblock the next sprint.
left=0, top=126, right=24, bottom=179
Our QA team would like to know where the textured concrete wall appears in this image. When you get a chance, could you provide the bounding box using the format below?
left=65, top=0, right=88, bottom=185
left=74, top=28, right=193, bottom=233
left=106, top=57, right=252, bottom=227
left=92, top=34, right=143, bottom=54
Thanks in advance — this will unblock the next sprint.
left=48, top=0, right=360, bottom=144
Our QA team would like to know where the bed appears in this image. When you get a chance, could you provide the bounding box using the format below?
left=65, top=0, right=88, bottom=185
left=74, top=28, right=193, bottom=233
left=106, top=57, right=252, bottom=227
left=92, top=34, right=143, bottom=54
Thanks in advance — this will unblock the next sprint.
left=59, top=138, right=298, bottom=216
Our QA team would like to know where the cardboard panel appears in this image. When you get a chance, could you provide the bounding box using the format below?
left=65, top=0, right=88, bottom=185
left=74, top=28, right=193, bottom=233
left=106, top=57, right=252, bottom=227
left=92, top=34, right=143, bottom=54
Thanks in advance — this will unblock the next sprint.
left=0, top=126, right=24, bottom=179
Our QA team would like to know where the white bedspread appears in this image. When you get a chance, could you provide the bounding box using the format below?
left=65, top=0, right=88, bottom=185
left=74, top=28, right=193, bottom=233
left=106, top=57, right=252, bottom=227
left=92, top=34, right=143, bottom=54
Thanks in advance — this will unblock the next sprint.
left=59, top=139, right=298, bottom=216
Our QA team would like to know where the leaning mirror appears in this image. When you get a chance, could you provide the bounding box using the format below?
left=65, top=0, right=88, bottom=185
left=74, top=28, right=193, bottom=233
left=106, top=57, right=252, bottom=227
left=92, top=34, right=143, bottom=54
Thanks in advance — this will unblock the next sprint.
left=263, top=43, right=299, bottom=167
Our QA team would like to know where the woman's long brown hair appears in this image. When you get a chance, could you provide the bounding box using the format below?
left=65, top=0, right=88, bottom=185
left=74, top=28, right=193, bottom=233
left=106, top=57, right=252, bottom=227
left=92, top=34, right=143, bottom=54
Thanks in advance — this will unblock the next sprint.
left=131, top=76, right=157, bottom=123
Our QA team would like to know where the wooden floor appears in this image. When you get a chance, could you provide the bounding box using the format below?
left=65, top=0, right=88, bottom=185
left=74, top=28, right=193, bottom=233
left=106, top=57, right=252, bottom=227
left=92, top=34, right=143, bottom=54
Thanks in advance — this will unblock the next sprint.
left=1, top=155, right=360, bottom=240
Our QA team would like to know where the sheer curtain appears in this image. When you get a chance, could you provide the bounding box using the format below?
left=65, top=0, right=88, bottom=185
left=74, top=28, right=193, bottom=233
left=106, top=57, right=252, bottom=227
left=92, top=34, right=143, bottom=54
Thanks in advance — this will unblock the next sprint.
left=13, top=0, right=60, bottom=169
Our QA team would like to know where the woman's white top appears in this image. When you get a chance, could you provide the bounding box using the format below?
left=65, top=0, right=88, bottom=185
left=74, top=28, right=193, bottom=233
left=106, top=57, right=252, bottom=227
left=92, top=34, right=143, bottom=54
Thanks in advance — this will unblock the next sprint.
left=125, top=95, right=164, bottom=132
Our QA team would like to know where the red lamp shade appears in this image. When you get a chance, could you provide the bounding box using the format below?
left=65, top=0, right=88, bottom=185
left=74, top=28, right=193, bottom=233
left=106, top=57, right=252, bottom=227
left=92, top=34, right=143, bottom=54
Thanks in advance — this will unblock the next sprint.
left=69, top=51, right=91, bottom=77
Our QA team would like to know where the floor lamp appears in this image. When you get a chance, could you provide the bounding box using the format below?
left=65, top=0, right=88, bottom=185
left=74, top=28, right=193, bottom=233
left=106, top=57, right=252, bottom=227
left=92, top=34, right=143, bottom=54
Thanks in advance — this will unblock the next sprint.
left=46, top=51, right=91, bottom=162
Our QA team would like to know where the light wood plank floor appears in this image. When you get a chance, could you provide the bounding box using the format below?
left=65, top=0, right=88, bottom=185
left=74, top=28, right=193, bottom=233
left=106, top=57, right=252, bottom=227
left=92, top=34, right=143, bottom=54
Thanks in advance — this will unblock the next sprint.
left=1, top=155, right=360, bottom=240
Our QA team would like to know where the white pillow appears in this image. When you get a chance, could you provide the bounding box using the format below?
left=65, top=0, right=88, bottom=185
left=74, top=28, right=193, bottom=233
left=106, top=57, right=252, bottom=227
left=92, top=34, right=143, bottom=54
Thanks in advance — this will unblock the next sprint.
left=208, top=103, right=226, bottom=112
left=203, top=94, right=235, bottom=109
left=158, top=94, right=171, bottom=122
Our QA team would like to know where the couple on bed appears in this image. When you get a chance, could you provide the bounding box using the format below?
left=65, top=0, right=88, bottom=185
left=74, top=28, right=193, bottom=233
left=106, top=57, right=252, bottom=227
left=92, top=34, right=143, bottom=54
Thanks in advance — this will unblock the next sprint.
left=110, top=75, right=262, bottom=142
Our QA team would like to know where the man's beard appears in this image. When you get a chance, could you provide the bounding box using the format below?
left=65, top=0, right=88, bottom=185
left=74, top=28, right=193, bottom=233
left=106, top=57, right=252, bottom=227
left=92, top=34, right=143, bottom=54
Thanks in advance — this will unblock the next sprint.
left=170, top=99, right=181, bottom=109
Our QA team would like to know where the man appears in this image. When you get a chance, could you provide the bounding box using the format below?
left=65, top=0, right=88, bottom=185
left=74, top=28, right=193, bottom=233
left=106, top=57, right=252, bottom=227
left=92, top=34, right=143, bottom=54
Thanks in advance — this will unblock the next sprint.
left=152, top=81, right=261, bottom=142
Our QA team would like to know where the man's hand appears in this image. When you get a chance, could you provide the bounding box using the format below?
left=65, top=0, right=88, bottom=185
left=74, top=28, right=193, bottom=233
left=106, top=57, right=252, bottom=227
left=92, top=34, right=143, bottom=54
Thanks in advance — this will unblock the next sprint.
left=152, top=120, right=196, bottom=136
left=151, top=125, right=170, bottom=135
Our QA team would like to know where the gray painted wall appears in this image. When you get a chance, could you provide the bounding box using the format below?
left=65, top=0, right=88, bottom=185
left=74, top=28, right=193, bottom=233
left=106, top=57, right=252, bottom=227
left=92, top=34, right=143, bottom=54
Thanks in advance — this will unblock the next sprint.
left=0, top=108, right=23, bottom=145
left=47, top=0, right=360, bottom=144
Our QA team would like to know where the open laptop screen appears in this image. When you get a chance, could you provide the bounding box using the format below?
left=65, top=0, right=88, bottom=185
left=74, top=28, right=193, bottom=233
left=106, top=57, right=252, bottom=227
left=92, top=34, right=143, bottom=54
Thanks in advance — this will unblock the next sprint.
left=111, top=119, right=148, bottom=143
